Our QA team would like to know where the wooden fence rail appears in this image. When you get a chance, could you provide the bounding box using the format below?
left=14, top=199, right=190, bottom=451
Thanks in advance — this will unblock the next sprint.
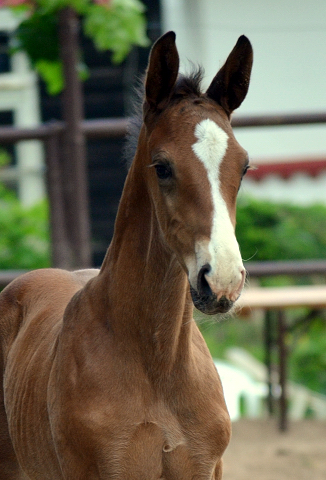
left=1, top=111, right=326, bottom=143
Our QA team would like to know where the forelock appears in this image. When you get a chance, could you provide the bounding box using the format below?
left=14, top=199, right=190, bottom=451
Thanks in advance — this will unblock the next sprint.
left=123, top=67, right=205, bottom=169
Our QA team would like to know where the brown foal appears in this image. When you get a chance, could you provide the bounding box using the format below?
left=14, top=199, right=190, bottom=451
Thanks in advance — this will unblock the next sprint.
left=0, top=31, right=253, bottom=479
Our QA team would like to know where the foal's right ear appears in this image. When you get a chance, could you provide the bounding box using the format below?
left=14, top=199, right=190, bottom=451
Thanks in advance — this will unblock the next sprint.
left=144, top=31, right=179, bottom=115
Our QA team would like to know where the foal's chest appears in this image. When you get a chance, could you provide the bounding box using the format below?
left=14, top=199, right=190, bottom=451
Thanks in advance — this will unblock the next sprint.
left=79, top=395, right=230, bottom=480
left=118, top=425, right=218, bottom=479
left=55, top=332, right=230, bottom=478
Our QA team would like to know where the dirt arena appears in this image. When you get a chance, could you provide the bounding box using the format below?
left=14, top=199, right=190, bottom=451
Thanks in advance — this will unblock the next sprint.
left=223, top=419, right=326, bottom=480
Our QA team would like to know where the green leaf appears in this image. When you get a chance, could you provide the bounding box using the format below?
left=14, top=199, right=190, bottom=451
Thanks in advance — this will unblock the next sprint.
left=35, top=59, right=64, bottom=95
left=13, top=11, right=59, bottom=63
left=35, top=0, right=90, bottom=15
left=83, top=0, right=149, bottom=63
left=8, top=0, right=148, bottom=93
left=0, top=149, right=11, bottom=168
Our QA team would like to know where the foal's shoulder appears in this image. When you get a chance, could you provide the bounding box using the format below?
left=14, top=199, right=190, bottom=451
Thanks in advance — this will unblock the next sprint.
left=0, top=269, right=100, bottom=353
left=0, top=268, right=100, bottom=304
left=71, top=268, right=100, bottom=285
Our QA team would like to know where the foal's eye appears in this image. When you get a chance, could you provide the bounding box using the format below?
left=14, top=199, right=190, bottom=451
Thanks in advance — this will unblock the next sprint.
left=154, top=163, right=173, bottom=180
left=242, top=164, right=250, bottom=178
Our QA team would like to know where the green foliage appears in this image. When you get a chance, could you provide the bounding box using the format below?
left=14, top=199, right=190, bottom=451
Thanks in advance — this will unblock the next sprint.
left=12, top=10, right=64, bottom=94
left=84, top=0, right=149, bottom=63
left=0, top=148, right=10, bottom=168
left=236, top=197, right=326, bottom=261
left=199, top=311, right=326, bottom=397
left=0, top=184, right=50, bottom=269
left=7, top=0, right=149, bottom=94
left=34, top=59, right=64, bottom=95
left=290, top=318, right=326, bottom=394
left=14, top=11, right=59, bottom=63
left=197, top=314, right=265, bottom=363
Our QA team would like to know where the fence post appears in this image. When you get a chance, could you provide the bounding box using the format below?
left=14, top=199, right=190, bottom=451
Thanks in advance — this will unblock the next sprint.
left=278, top=309, right=288, bottom=431
left=45, top=123, right=72, bottom=268
left=264, top=310, right=275, bottom=416
left=58, top=7, right=92, bottom=268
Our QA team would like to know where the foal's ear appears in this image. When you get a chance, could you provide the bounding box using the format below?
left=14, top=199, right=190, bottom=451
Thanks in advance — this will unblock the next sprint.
left=206, top=36, right=253, bottom=116
left=144, top=31, right=179, bottom=114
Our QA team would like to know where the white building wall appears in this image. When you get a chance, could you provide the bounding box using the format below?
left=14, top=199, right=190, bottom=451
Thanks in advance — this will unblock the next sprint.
left=0, top=9, right=45, bottom=206
left=161, top=0, right=326, bottom=204
left=241, top=173, right=326, bottom=206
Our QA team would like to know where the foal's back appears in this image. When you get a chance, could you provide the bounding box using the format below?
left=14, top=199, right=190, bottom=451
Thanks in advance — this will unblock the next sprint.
left=0, top=268, right=99, bottom=480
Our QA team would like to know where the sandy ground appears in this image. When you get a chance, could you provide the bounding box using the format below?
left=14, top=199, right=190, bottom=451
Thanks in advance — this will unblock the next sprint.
left=222, top=419, right=326, bottom=480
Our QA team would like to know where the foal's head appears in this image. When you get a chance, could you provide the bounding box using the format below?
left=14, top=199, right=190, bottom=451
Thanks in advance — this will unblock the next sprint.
left=135, top=32, right=253, bottom=315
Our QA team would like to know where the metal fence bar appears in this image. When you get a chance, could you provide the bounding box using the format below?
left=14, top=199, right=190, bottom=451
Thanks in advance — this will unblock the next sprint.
left=232, top=112, right=326, bottom=128
left=0, top=122, right=64, bottom=143
left=245, top=260, right=326, bottom=277
left=0, top=119, right=129, bottom=144
left=1, top=111, right=326, bottom=144
left=82, top=118, right=129, bottom=139
left=0, top=270, right=28, bottom=288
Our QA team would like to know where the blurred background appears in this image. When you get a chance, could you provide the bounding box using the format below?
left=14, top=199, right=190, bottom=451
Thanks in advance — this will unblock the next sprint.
left=0, top=3, right=325, bottom=473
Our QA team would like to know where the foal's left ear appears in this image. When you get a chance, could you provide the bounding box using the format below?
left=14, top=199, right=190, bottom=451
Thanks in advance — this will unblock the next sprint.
left=206, top=36, right=253, bottom=116
left=144, top=31, right=179, bottom=114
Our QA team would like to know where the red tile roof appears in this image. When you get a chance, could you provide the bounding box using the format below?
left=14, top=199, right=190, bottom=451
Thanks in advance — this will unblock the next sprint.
left=247, top=158, right=326, bottom=181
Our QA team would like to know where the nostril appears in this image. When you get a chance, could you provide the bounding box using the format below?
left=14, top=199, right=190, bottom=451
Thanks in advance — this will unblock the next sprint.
left=197, top=264, right=213, bottom=297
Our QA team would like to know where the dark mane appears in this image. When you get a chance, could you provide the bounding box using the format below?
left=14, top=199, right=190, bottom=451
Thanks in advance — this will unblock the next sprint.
left=124, top=68, right=204, bottom=169
left=123, top=77, right=144, bottom=170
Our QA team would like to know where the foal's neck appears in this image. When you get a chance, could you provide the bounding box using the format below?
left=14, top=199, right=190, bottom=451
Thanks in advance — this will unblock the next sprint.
left=98, top=159, right=194, bottom=370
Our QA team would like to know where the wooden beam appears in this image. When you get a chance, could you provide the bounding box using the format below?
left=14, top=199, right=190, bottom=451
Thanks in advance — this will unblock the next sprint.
left=58, top=8, right=91, bottom=268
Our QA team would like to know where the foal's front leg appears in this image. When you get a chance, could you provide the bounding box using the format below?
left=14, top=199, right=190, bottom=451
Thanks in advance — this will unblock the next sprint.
left=0, top=364, right=28, bottom=479
left=213, top=460, right=224, bottom=480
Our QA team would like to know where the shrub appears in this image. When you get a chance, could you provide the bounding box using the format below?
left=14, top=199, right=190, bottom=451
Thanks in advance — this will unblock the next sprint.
left=236, top=197, right=326, bottom=261
left=0, top=183, right=50, bottom=270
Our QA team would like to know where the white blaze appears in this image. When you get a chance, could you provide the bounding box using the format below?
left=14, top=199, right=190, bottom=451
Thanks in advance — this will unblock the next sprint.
left=190, top=118, right=244, bottom=301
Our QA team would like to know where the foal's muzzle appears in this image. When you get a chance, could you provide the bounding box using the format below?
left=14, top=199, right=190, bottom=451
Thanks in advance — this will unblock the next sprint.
left=190, top=264, right=234, bottom=315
